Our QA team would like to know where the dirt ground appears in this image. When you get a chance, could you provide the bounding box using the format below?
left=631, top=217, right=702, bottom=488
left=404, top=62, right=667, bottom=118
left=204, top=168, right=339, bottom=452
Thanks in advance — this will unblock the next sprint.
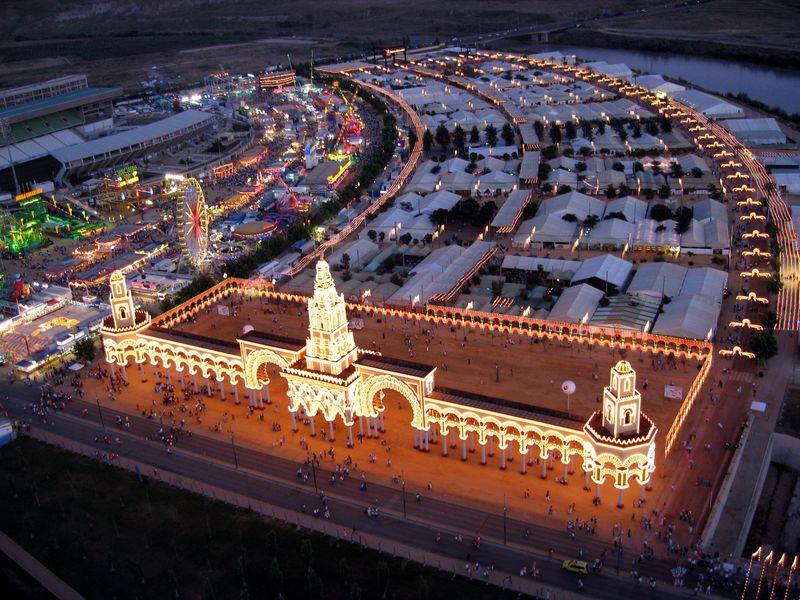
left=170, top=293, right=701, bottom=432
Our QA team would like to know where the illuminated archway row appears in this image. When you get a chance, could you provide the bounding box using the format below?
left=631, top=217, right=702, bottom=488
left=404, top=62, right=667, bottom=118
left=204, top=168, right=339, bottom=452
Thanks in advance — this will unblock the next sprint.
left=152, top=277, right=714, bottom=362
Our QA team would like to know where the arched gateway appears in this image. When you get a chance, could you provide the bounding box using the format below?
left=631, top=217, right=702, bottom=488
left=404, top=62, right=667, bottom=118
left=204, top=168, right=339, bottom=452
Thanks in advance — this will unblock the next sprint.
left=102, top=259, right=657, bottom=506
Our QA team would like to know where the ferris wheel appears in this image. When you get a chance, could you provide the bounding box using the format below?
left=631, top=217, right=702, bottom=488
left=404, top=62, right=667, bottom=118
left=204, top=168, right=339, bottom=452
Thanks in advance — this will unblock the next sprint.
left=177, top=177, right=210, bottom=267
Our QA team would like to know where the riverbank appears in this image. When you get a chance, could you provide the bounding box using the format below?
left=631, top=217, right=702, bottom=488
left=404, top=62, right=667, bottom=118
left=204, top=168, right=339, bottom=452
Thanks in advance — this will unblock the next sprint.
left=550, top=29, right=800, bottom=71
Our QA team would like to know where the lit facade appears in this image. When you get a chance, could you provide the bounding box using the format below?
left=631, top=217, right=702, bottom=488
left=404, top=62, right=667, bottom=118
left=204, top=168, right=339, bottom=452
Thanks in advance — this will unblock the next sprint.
left=102, top=261, right=659, bottom=504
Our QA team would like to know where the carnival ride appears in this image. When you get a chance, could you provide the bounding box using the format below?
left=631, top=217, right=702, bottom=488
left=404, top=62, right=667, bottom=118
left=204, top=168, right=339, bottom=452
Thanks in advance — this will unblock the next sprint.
left=177, top=178, right=210, bottom=268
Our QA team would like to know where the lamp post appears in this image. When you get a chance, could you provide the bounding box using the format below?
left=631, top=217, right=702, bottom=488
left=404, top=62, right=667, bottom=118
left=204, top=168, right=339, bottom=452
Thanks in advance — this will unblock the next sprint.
left=401, top=474, right=407, bottom=518
left=96, top=397, right=105, bottom=429
left=311, top=456, right=318, bottom=492
left=230, top=431, right=239, bottom=470
left=503, top=495, right=507, bottom=545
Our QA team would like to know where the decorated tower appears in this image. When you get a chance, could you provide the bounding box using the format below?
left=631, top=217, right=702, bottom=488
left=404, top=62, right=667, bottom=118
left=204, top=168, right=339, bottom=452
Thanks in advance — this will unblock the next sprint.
left=108, top=270, right=137, bottom=330
left=304, top=259, right=358, bottom=375
left=601, top=360, right=642, bottom=437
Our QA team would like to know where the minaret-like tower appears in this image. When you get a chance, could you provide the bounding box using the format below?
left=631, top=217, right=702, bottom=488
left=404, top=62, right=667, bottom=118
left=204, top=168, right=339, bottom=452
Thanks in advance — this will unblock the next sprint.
left=108, top=270, right=137, bottom=330
left=305, top=259, right=358, bottom=375
left=601, top=360, right=642, bottom=438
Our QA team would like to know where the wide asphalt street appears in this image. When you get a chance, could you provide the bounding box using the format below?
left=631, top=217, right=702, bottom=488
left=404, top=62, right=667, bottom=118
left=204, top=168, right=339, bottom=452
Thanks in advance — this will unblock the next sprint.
left=1, top=376, right=722, bottom=599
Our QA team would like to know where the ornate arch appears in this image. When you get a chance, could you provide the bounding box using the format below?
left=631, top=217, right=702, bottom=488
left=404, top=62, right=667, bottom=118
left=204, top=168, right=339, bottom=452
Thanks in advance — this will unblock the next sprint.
left=243, top=348, right=289, bottom=389
left=359, top=374, right=424, bottom=429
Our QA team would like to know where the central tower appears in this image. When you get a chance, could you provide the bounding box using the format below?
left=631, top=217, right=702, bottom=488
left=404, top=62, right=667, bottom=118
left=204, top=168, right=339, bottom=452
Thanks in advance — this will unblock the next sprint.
left=304, top=259, right=358, bottom=375
left=601, top=360, right=642, bottom=438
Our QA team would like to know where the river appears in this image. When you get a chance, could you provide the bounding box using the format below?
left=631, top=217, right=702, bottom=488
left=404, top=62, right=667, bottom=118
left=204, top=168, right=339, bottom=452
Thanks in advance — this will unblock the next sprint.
left=534, top=45, right=800, bottom=115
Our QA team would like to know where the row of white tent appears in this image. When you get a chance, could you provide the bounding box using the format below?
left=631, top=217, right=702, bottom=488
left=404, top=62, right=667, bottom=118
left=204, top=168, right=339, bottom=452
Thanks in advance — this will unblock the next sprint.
left=511, top=191, right=729, bottom=253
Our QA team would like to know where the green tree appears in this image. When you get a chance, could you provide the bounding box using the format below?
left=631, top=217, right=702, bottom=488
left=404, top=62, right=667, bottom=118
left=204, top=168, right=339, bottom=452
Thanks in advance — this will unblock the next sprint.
left=564, top=121, right=577, bottom=140
left=604, top=184, right=617, bottom=199
left=501, top=123, right=515, bottom=146
left=367, top=229, right=377, bottom=241
left=674, top=206, right=693, bottom=234
left=749, top=330, right=778, bottom=361
left=533, top=120, right=544, bottom=140
left=583, top=214, right=600, bottom=228
left=422, top=129, right=433, bottom=153
left=658, top=183, right=671, bottom=199
left=307, top=567, right=324, bottom=600
left=485, top=124, right=498, bottom=147
left=399, top=232, right=413, bottom=245
left=649, top=203, right=673, bottom=221
left=691, top=167, right=704, bottom=178
left=469, top=125, right=481, bottom=143
left=435, top=124, right=450, bottom=149
left=265, top=529, right=278, bottom=557
left=549, top=122, right=562, bottom=145
left=268, top=557, right=282, bottom=592
left=453, top=125, right=467, bottom=156
left=73, top=337, right=96, bottom=363
left=377, top=561, right=390, bottom=595
left=340, top=252, right=351, bottom=270
left=300, top=538, right=313, bottom=568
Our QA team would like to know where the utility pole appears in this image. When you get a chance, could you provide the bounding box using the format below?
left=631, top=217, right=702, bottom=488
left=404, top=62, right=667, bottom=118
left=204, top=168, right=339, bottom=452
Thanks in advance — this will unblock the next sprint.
left=96, top=397, right=105, bottom=429
left=230, top=431, right=239, bottom=469
left=503, top=495, right=507, bottom=544
left=402, top=475, right=407, bottom=518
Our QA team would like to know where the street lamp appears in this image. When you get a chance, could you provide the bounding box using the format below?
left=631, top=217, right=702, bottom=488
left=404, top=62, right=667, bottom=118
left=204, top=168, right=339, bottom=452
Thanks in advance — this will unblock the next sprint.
left=230, top=431, right=239, bottom=469
left=401, top=472, right=407, bottom=518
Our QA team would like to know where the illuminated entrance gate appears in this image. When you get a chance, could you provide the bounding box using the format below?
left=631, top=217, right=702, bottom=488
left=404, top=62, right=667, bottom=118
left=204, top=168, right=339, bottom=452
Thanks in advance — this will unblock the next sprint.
left=102, top=260, right=658, bottom=506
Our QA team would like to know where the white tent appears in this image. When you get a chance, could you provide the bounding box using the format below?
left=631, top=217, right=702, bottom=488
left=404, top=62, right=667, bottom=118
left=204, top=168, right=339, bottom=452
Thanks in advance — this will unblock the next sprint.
left=548, top=284, right=604, bottom=324
left=652, top=294, right=719, bottom=340
left=571, top=254, right=633, bottom=290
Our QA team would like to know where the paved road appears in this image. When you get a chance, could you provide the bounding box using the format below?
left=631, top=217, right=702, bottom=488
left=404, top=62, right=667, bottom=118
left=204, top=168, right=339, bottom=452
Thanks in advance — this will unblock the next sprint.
left=1, top=378, right=735, bottom=599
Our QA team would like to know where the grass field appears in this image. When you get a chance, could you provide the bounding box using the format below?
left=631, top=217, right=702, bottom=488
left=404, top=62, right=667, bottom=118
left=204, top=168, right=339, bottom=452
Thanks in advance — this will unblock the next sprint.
left=0, top=0, right=667, bottom=89
left=0, top=436, right=517, bottom=600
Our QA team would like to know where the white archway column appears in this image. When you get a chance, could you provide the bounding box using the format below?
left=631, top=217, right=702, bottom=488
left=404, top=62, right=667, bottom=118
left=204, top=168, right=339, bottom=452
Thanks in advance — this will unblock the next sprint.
left=347, top=423, right=353, bottom=447
left=640, top=482, right=647, bottom=502
left=499, top=446, right=507, bottom=470
left=290, top=410, right=298, bottom=432
left=139, top=363, right=146, bottom=383
left=481, top=441, right=487, bottom=465
left=358, top=416, right=364, bottom=438
left=617, top=488, right=625, bottom=508
left=595, top=482, right=601, bottom=500
left=309, top=415, right=316, bottom=436
left=205, top=377, right=211, bottom=397
left=218, top=380, right=225, bottom=400
left=263, top=385, right=271, bottom=405
left=520, top=445, right=527, bottom=474
left=328, top=420, right=335, bottom=441
left=562, top=462, right=569, bottom=483
left=120, top=364, right=128, bottom=384
left=450, top=429, right=457, bottom=449
left=442, top=431, right=449, bottom=456
left=191, top=374, right=199, bottom=393
left=584, top=470, right=590, bottom=491
left=153, top=363, right=160, bottom=384
left=461, top=436, right=468, bottom=461
left=178, top=370, right=185, bottom=388
left=232, top=384, right=240, bottom=405
left=413, top=428, right=420, bottom=448
left=166, top=369, right=172, bottom=385
left=540, top=453, right=548, bottom=479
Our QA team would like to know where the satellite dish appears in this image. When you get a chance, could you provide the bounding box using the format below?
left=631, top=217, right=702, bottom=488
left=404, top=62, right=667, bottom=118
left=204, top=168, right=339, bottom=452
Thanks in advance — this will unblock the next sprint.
left=561, top=380, right=576, bottom=416
left=242, top=324, right=254, bottom=334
